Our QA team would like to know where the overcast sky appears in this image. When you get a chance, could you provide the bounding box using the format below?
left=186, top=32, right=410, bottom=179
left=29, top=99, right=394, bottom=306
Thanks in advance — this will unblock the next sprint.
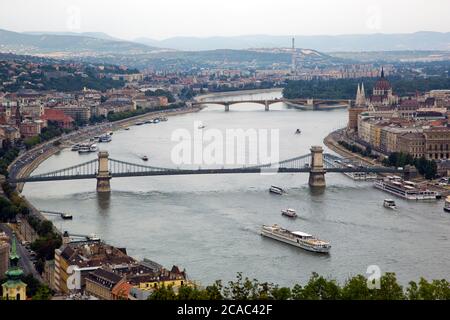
left=1, top=0, right=449, bottom=40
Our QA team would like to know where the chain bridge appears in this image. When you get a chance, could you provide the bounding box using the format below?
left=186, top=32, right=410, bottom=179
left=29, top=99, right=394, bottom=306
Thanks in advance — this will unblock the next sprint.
left=11, top=146, right=404, bottom=192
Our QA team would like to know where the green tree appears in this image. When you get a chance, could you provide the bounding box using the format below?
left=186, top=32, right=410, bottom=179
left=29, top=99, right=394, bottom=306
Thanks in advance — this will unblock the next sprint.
left=341, top=275, right=374, bottom=300
left=32, top=285, right=52, bottom=300
left=298, top=272, right=342, bottom=300
left=148, top=284, right=177, bottom=300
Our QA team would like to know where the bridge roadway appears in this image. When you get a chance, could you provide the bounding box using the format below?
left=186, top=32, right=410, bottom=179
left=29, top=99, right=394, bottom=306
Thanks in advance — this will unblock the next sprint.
left=192, top=98, right=352, bottom=110
left=12, top=165, right=402, bottom=183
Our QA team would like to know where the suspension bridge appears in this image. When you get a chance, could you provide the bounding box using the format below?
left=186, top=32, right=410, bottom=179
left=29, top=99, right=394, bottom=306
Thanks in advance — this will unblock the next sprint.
left=10, top=146, right=405, bottom=192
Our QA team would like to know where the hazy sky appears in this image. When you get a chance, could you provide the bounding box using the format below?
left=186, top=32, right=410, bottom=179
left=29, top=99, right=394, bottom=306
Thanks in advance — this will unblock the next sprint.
left=1, top=0, right=449, bottom=40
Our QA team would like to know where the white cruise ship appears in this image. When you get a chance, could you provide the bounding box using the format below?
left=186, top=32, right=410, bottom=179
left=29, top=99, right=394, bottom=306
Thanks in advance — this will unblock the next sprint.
left=444, top=196, right=450, bottom=212
left=374, top=176, right=440, bottom=200
left=260, top=224, right=331, bottom=253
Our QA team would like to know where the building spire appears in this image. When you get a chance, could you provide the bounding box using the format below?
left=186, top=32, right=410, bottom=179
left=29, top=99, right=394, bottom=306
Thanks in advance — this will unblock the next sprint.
left=381, top=66, right=384, bottom=78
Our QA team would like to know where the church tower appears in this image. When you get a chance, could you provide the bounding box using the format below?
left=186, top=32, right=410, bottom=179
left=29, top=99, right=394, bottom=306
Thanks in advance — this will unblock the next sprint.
left=2, top=234, right=27, bottom=300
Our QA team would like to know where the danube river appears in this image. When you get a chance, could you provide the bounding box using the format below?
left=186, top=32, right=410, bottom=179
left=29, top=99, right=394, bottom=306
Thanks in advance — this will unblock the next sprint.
left=23, top=90, right=450, bottom=286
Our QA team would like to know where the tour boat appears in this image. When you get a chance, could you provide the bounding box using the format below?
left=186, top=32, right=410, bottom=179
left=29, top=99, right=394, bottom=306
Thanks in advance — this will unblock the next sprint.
left=142, top=155, right=148, bottom=161
left=269, top=185, right=284, bottom=195
left=374, top=176, right=440, bottom=200
left=78, top=145, right=91, bottom=154
left=281, top=208, right=297, bottom=218
left=383, top=199, right=397, bottom=210
left=260, top=224, right=331, bottom=253
left=71, top=144, right=80, bottom=151
left=444, top=196, right=450, bottom=212
left=98, top=134, right=112, bottom=142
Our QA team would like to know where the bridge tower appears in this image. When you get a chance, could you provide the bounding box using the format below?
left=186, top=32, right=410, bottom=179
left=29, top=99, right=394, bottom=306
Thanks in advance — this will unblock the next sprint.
left=265, top=100, right=269, bottom=111
left=308, top=146, right=326, bottom=188
left=96, top=151, right=111, bottom=193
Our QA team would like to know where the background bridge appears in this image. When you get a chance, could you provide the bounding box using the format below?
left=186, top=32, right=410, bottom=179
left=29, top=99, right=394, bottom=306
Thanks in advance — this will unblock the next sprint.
left=12, top=146, right=404, bottom=192
left=192, top=98, right=351, bottom=111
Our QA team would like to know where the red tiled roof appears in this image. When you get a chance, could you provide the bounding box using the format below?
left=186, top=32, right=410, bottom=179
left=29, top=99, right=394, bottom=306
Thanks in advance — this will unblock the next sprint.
left=41, top=108, right=74, bottom=123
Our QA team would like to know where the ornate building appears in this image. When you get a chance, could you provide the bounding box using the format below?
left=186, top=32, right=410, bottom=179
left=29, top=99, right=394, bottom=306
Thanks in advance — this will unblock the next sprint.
left=2, top=234, right=27, bottom=300
left=368, top=67, right=399, bottom=109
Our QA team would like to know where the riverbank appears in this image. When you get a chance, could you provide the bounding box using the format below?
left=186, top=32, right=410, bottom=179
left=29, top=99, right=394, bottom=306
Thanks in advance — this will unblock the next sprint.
left=323, top=128, right=378, bottom=166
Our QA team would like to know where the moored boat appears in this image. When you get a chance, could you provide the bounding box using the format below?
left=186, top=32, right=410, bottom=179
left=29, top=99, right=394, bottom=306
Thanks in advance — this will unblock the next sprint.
left=374, top=176, right=440, bottom=200
left=142, top=155, right=148, bottom=161
left=260, top=224, right=331, bottom=253
left=444, top=196, right=450, bottom=212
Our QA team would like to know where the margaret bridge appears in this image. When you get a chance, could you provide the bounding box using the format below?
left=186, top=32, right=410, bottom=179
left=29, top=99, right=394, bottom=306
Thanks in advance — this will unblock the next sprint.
left=11, top=146, right=406, bottom=193
left=192, top=98, right=351, bottom=111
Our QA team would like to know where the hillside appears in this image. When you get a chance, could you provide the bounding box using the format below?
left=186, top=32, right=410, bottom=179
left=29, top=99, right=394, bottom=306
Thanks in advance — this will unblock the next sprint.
left=0, top=29, right=158, bottom=55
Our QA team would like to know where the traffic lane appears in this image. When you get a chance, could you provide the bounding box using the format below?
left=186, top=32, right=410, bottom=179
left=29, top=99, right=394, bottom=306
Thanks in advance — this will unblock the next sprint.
left=0, top=223, right=43, bottom=282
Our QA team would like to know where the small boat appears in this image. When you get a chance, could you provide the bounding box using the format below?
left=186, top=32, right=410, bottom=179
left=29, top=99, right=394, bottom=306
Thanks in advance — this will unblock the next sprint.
left=144, top=119, right=153, bottom=124
left=444, top=196, right=450, bottom=212
left=124, top=127, right=130, bottom=130
left=269, top=185, right=284, bottom=195
left=108, top=131, right=113, bottom=135
left=153, top=119, right=160, bottom=123
left=198, top=124, right=206, bottom=129
left=78, top=145, right=91, bottom=154
left=87, top=234, right=100, bottom=241
left=383, top=199, right=397, bottom=210
left=71, top=144, right=80, bottom=151
left=135, top=121, right=144, bottom=126
left=60, top=213, right=73, bottom=220
left=98, top=134, right=112, bottom=143
left=281, top=208, right=297, bottom=218
left=295, top=129, right=301, bottom=134
left=142, top=155, right=148, bottom=161
left=89, top=144, right=98, bottom=152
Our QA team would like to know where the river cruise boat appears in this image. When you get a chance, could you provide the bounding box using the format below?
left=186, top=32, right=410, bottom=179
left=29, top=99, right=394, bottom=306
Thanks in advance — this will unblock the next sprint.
left=98, top=134, right=112, bottom=142
left=374, top=176, right=440, bottom=200
left=78, top=143, right=98, bottom=154
left=260, top=224, right=331, bottom=253
left=281, top=208, right=297, bottom=218
left=444, top=196, right=450, bottom=212
left=383, top=199, right=397, bottom=210
left=269, top=185, right=284, bottom=195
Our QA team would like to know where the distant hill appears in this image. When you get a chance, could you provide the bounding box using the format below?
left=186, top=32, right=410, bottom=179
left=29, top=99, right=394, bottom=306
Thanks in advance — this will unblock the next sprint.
left=0, top=29, right=158, bottom=55
left=24, top=31, right=123, bottom=41
left=134, top=32, right=450, bottom=52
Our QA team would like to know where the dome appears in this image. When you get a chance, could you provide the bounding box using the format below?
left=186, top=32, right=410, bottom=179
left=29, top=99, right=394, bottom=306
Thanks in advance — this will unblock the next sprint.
left=374, top=78, right=391, bottom=91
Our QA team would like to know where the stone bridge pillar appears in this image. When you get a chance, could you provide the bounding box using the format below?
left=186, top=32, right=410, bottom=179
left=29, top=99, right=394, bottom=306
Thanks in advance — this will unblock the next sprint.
left=307, top=98, right=314, bottom=106
left=96, top=151, right=111, bottom=193
left=224, top=103, right=230, bottom=112
left=308, top=146, right=326, bottom=188
left=265, top=100, right=269, bottom=111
